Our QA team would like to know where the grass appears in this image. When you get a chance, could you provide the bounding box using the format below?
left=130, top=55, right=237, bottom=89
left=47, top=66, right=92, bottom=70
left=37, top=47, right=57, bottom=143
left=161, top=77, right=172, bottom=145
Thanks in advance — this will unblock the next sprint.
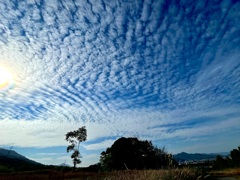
left=1, top=168, right=240, bottom=180
left=103, top=168, right=203, bottom=180
left=210, top=167, right=240, bottom=177
left=0, top=168, right=206, bottom=180
left=0, top=170, right=50, bottom=180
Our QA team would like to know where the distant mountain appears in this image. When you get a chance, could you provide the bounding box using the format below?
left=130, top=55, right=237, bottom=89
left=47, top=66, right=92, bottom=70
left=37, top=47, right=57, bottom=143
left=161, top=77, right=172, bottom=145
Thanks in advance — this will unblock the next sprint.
left=173, top=152, right=228, bottom=162
left=0, top=148, right=44, bottom=172
left=59, top=163, right=70, bottom=167
left=0, top=148, right=41, bottom=165
left=208, top=152, right=229, bottom=156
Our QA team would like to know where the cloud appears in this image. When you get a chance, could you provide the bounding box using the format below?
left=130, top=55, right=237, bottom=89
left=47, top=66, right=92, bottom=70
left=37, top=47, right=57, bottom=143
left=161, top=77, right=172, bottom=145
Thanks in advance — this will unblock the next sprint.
left=31, top=153, right=100, bottom=167
left=35, top=153, right=66, bottom=156
left=84, top=139, right=116, bottom=151
left=0, top=104, right=239, bottom=150
left=31, top=155, right=72, bottom=166
left=0, top=0, right=239, bottom=165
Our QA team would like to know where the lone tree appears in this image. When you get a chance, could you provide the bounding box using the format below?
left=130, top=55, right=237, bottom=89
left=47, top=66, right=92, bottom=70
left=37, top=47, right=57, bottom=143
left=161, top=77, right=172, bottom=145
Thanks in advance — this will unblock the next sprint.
left=65, top=126, right=87, bottom=170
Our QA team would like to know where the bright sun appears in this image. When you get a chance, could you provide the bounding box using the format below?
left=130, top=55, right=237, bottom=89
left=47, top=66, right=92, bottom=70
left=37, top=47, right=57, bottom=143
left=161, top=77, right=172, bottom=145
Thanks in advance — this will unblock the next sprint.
left=0, top=67, right=13, bottom=88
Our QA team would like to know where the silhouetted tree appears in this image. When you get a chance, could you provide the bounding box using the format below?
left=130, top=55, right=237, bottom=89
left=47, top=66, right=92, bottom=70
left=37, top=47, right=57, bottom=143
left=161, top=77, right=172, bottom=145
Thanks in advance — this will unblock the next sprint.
left=213, top=145, right=240, bottom=169
left=100, top=137, right=176, bottom=171
left=230, top=146, right=240, bottom=167
left=213, top=155, right=228, bottom=169
left=65, top=126, right=87, bottom=170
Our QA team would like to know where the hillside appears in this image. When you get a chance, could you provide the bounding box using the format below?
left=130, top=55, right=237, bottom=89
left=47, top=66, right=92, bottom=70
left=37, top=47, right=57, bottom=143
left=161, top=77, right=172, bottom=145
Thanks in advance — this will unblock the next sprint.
left=0, top=148, right=43, bottom=172
left=0, top=148, right=40, bottom=165
left=173, top=152, right=228, bottom=163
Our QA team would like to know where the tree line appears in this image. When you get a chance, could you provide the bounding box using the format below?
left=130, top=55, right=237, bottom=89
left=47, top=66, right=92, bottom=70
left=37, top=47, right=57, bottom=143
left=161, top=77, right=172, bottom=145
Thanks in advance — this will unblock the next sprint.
left=213, top=146, right=240, bottom=169
left=65, top=127, right=177, bottom=171
left=65, top=126, right=240, bottom=171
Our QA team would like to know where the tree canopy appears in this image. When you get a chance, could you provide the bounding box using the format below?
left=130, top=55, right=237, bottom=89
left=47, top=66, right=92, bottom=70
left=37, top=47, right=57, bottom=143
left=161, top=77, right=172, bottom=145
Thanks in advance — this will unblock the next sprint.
left=100, top=137, right=176, bottom=171
left=230, top=146, right=240, bottom=167
left=65, top=126, right=87, bottom=169
left=213, top=145, right=240, bottom=169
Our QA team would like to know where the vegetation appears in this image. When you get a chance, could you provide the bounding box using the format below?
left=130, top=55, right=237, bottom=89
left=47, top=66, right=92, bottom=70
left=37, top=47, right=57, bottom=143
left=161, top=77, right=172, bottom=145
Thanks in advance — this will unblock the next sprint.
left=210, top=167, right=240, bottom=177
left=0, top=155, right=44, bottom=173
left=1, top=132, right=240, bottom=180
left=65, top=126, right=87, bottom=170
left=108, top=168, right=209, bottom=180
left=213, top=146, right=240, bottom=169
left=100, top=137, right=177, bottom=171
left=0, top=168, right=205, bottom=180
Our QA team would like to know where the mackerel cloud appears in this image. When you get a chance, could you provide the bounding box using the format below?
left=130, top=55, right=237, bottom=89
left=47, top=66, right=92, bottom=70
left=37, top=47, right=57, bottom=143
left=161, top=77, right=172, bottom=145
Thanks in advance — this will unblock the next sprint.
left=0, top=0, right=239, bottom=148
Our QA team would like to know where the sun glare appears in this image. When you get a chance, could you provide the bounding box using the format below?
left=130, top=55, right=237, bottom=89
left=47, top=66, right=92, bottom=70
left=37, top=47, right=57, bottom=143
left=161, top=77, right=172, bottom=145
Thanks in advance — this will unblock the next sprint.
left=0, top=67, right=14, bottom=90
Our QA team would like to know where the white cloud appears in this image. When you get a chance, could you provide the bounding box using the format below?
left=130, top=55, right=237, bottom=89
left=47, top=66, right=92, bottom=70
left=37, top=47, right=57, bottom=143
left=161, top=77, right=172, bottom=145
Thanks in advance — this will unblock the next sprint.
left=0, top=104, right=239, bottom=150
left=31, top=153, right=99, bottom=167
left=84, top=139, right=116, bottom=150
left=31, top=156, right=72, bottom=166
left=35, top=153, right=66, bottom=156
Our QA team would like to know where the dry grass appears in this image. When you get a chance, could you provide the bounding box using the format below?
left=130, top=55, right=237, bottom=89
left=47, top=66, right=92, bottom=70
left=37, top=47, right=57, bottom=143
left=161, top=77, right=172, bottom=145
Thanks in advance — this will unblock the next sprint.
left=0, top=168, right=212, bottom=180
left=1, top=167, right=240, bottom=180
left=1, top=169, right=240, bottom=180
left=210, top=167, right=240, bottom=177
left=0, top=170, right=105, bottom=180
left=0, top=171, right=49, bottom=180
left=104, top=168, right=200, bottom=180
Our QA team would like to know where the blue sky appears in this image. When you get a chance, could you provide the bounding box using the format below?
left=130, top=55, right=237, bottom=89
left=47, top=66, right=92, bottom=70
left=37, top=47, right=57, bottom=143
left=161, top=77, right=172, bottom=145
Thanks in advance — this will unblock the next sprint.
left=0, top=0, right=240, bottom=167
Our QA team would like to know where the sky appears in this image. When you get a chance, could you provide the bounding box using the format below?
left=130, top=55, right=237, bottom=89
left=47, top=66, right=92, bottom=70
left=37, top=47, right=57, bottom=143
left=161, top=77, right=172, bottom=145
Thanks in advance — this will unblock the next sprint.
left=0, top=0, right=240, bottom=167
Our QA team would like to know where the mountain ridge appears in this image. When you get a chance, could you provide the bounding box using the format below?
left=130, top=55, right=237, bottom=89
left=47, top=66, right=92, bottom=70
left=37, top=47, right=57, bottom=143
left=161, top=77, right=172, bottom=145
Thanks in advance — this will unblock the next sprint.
left=173, top=152, right=228, bottom=162
left=0, top=148, right=41, bottom=165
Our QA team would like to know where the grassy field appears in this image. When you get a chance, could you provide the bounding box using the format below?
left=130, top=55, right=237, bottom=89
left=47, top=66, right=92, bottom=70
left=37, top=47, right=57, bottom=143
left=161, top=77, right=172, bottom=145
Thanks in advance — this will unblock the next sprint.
left=0, top=168, right=204, bottom=180
left=0, top=168, right=239, bottom=180
left=210, top=168, right=240, bottom=178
